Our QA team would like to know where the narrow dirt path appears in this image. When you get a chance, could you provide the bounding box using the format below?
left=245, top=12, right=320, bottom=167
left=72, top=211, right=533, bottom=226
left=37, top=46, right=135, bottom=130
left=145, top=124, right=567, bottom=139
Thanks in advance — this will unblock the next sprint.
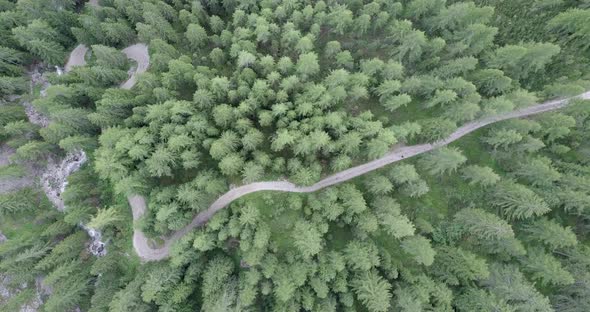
left=130, top=91, right=590, bottom=261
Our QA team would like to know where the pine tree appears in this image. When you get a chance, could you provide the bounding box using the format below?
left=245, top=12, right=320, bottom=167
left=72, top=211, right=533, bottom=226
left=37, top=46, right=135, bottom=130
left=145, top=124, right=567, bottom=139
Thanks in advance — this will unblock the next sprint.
left=481, top=264, right=553, bottom=312
left=292, top=220, right=323, bottom=259
left=296, top=52, right=320, bottom=79
left=484, top=129, right=523, bottom=149
left=523, top=218, right=578, bottom=250
left=461, top=165, right=500, bottom=186
left=344, top=240, right=380, bottom=272
left=86, top=207, right=123, bottom=230
left=453, top=208, right=514, bottom=241
left=491, top=181, right=550, bottom=221
left=351, top=270, right=392, bottom=312
left=521, top=247, right=574, bottom=287
left=454, top=288, right=514, bottom=312
left=471, top=69, right=513, bottom=96
left=513, top=156, right=561, bottom=187
left=372, top=196, right=415, bottom=239
left=548, top=8, right=590, bottom=51
left=431, top=246, right=489, bottom=285
left=417, top=118, right=457, bottom=143
left=0, top=76, right=27, bottom=98
left=419, top=147, right=467, bottom=176
left=401, top=236, right=435, bottom=266
left=185, top=23, right=208, bottom=50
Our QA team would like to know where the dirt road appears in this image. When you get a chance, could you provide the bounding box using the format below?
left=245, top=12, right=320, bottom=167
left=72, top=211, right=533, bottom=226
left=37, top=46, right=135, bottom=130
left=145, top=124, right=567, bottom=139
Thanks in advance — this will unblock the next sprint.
left=64, top=45, right=88, bottom=72
left=130, top=91, right=590, bottom=261
left=64, top=43, right=149, bottom=90
left=121, top=44, right=149, bottom=90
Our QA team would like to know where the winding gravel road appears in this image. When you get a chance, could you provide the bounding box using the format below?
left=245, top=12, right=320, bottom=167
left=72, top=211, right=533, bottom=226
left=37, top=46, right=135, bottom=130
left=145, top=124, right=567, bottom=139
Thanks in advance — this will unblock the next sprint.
left=62, top=0, right=589, bottom=261
left=64, top=44, right=89, bottom=72
left=64, top=43, right=149, bottom=90
left=64, top=41, right=151, bottom=257
left=131, top=91, right=590, bottom=261
left=121, top=44, right=149, bottom=90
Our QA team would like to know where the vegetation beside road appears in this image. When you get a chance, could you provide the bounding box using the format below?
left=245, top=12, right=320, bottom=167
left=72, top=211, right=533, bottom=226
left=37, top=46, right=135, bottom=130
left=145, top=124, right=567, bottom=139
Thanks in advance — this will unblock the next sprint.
left=1, top=0, right=590, bottom=311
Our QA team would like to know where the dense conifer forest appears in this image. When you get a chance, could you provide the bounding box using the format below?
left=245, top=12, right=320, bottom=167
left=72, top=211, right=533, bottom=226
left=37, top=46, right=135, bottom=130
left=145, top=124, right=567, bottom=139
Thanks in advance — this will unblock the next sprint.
left=1, top=0, right=590, bottom=311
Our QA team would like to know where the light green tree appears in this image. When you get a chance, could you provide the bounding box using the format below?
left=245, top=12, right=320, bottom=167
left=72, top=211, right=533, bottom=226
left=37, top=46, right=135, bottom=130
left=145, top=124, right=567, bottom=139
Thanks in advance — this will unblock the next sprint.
left=461, top=165, right=500, bottom=187
left=292, top=220, right=323, bottom=259
left=401, top=236, right=436, bottom=266
left=491, top=181, right=550, bottom=221
left=419, top=147, right=467, bottom=176
left=351, top=270, right=392, bottom=312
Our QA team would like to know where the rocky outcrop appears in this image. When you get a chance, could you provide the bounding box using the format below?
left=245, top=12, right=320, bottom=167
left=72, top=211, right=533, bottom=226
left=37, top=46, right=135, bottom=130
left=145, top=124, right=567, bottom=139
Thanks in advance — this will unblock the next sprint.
left=39, top=150, right=106, bottom=257
left=22, top=102, right=49, bottom=128
left=81, top=224, right=106, bottom=257
left=41, top=150, right=87, bottom=212
left=23, top=65, right=107, bottom=257
left=0, top=275, right=47, bottom=312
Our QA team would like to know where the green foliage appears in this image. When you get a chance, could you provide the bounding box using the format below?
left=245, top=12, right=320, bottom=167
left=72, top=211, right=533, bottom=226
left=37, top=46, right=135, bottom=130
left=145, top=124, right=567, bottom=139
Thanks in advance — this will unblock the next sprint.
left=372, top=197, right=415, bottom=239
left=461, top=165, right=500, bottom=186
left=481, top=264, right=553, bottom=312
left=12, top=19, right=67, bottom=64
left=345, top=240, right=380, bottom=272
left=489, top=43, right=560, bottom=81
left=86, top=207, right=122, bottom=230
left=491, top=181, right=551, bottom=221
left=484, top=128, right=523, bottom=149
left=523, top=218, right=578, bottom=249
left=351, top=270, right=392, bottom=312
left=0, top=188, right=39, bottom=215
left=292, top=220, right=323, bottom=259
left=454, top=208, right=514, bottom=241
left=417, top=118, right=457, bottom=143
left=548, top=8, right=590, bottom=51
left=0, top=164, right=26, bottom=178
left=3, top=0, right=590, bottom=311
left=521, top=247, right=574, bottom=287
left=419, top=147, right=467, bottom=176
left=0, top=77, right=27, bottom=98
left=401, top=236, right=436, bottom=266
left=454, top=288, right=514, bottom=312
left=513, top=156, right=561, bottom=187
left=0, top=105, right=26, bottom=126
left=432, top=246, right=490, bottom=285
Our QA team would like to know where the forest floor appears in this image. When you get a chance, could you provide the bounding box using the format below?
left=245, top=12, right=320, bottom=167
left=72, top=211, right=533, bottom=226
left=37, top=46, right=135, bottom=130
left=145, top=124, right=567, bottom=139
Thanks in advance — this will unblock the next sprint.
left=130, top=91, right=590, bottom=261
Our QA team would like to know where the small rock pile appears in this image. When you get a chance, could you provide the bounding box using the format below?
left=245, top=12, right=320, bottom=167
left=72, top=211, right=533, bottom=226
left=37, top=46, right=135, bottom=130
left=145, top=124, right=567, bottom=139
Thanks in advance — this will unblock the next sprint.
left=22, top=102, right=50, bottom=128
left=41, top=150, right=87, bottom=212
